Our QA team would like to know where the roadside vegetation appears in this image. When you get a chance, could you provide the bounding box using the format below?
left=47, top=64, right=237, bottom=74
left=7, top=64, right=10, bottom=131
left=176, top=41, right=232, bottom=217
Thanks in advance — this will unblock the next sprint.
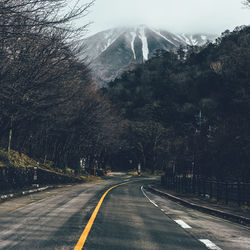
left=0, top=1, right=249, bottom=189
left=0, top=147, right=102, bottom=193
left=0, top=0, right=120, bottom=176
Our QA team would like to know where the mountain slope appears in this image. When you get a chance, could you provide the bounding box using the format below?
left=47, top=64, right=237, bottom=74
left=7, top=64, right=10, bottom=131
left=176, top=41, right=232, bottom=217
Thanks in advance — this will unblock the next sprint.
left=83, top=25, right=217, bottom=85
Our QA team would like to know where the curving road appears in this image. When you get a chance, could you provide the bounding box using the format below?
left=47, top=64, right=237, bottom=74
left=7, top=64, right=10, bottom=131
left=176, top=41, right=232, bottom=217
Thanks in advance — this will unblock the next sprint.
left=0, top=175, right=249, bottom=249
left=83, top=180, right=206, bottom=250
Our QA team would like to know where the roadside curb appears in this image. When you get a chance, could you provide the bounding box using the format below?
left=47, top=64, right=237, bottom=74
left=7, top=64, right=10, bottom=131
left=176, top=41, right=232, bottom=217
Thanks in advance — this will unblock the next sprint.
left=147, top=185, right=250, bottom=227
left=0, top=186, right=54, bottom=203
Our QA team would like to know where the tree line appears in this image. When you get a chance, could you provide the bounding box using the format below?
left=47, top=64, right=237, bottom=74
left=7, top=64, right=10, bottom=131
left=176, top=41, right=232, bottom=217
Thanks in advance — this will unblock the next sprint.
left=1, top=1, right=249, bottom=181
left=0, top=0, right=121, bottom=172
left=102, top=26, right=250, bottom=181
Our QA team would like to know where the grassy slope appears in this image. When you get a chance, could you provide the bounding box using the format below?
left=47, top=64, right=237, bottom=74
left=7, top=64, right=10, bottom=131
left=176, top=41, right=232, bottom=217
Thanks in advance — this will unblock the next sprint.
left=0, top=149, right=102, bottom=182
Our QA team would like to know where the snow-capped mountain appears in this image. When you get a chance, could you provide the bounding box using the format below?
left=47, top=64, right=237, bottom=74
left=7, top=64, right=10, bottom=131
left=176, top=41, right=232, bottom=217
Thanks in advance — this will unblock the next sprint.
left=83, top=25, right=217, bottom=85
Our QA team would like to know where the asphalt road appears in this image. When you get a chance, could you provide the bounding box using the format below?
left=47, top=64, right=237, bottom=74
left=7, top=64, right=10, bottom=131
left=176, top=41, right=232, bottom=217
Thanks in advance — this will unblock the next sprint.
left=84, top=180, right=206, bottom=250
left=0, top=178, right=120, bottom=250
left=0, top=175, right=249, bottom=249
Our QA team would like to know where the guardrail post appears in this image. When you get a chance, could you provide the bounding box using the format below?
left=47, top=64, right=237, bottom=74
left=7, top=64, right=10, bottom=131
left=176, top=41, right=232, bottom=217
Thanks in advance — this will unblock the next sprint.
left=202, top=180, right=206, bottom=197
left=216, top=182, right=219, bottom=202
left=243, top=182, right=246, bottom=205
left=209, top=181, right=213, bottom=199
left=198, top=178, right=201, bottom=196
left=237, top=181, right=241, bottom=206
left=247, top=184, right=250, bottom=206
left=225, top=182, right=228, bottom=204
left=192, top=177, right=195, bottom=194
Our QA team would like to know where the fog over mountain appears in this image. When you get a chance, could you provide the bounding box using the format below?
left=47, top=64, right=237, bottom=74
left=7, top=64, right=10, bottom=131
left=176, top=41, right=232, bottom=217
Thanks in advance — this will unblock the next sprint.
left=85, top=0, right=250, bottom=36
left=83, top=25, right=217, bottom=85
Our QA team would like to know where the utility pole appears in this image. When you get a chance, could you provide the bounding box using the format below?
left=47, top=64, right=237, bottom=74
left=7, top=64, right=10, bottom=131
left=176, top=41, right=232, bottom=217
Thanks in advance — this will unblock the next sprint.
left=8, top=115, right=13, bottom=156
left=195, top=110, right=202, bottom=132
left=193, top=110, right=203, bottom=178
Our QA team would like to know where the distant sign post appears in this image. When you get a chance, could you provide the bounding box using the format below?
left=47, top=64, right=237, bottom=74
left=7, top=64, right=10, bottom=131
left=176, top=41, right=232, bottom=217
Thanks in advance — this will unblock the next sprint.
left=34, top=166, right=38, bottom=182
left=138, top=163, right=141, bottom=176
left=94, top=160, right=97, bottom=176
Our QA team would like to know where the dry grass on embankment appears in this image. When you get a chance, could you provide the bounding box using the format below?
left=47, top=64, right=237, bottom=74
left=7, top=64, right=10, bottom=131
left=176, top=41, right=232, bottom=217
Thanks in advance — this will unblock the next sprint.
left=0, top=148, right=102, bottom=183
left=128, top=169, right=164, bottom=176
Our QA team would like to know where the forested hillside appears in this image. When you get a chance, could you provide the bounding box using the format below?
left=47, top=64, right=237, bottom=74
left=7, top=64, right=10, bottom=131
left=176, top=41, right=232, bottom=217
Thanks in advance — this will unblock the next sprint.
left=1, top=1, right=249, bottom=183
left=102, top=26, right=250, bottom=181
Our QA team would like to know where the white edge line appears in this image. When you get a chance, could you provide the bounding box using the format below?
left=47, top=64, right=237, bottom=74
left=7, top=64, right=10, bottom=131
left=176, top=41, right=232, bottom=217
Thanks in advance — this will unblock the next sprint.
left=141, top=186, right=158, bottom=207
left=0, top=186, right=50, bottom=200
left=199, top=239, right=222, bottom=250
left=174, top=219, right=192, bottom=229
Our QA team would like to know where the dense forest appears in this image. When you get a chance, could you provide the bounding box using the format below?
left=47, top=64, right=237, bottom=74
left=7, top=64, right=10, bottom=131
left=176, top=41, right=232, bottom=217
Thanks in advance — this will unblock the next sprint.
left=0, top=0, right=120, bottom=173
left=102, top=26, right=250, bottom=181
left=0, top=1, right=249, bottom=182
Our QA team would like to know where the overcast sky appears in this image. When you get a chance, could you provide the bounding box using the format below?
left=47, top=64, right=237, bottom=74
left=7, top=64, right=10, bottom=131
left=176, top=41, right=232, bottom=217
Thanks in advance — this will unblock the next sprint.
left=80, top=0, right=250, bottom=36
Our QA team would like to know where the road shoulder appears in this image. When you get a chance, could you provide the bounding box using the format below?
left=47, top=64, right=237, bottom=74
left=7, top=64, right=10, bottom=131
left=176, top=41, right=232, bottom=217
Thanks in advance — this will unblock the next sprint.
left=148, top=185, right=250, bottom=227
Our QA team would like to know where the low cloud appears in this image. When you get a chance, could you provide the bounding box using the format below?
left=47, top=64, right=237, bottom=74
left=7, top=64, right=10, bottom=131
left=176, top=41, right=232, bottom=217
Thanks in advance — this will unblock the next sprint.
left=83, top=0, right=250, bottom=36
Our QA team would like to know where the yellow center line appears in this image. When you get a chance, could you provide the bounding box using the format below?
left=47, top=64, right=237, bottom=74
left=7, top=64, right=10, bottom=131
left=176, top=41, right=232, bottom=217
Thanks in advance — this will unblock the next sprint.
left=74, top=180, right=136, bottom=250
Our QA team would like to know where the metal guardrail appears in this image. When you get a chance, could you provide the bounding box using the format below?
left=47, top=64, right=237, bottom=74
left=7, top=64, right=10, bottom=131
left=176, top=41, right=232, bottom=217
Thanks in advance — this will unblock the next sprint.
left=0, top=166, right=83, bottom=192
left=161, top=175, right=250, bottom=206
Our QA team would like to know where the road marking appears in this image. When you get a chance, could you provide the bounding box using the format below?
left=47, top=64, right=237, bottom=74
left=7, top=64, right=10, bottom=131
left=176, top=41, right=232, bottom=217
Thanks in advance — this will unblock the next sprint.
left=141, top=186, right=158, bottom=207
left=74, top=181, right=132, bottom=250
left=199, top=239, right=222, bottom=250
left=174, top=219, right=192, bottom=229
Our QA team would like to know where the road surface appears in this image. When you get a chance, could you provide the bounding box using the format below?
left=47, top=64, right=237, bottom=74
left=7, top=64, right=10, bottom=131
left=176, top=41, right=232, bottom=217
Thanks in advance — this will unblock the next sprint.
left=0, top=174, right=249, bottom=249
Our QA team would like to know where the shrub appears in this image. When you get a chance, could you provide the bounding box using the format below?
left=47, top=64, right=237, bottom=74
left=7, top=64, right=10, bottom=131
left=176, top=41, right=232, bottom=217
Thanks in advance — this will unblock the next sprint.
left=0, top=149, right=10, bottom=165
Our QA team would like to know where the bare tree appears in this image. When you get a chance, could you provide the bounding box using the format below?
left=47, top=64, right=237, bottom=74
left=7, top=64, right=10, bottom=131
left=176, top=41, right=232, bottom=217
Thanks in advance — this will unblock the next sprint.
left=0, top=0, right=94, bottom=32
left=0, top=0, right=96, bottom=160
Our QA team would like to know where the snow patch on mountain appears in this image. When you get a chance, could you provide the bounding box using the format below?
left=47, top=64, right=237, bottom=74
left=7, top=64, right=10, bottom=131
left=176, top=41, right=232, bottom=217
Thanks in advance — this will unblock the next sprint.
left=172, top=36, right=182, bottom=42
left=82, top=25, right=217, bottom=85
left=190, top=35, right=198, bottom=45
left=130, top=31, right=137, bottom=60
left=102, top=38, right=115, bottom=52
left=152, top=29, right=176, bottom=46
left=201, top=35, right=207, bottom=41
left=175, top=34, right=186, bottom=43
left=138, top=26, right=149, bottom=61
left=181, top=34, right=192, bottom=45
